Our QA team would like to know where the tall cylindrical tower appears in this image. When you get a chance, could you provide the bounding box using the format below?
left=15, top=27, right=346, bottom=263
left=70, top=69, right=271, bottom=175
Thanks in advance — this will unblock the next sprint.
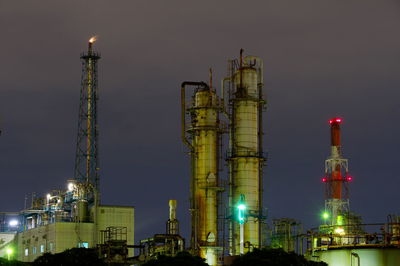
left=181, top=80, right=223, bottom=265
left=224, top=50, right=266, bottom=255
left=323, top=118, right=350, bottom=227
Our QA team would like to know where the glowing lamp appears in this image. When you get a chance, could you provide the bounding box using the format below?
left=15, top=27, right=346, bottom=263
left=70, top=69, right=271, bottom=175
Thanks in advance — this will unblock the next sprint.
left=68, top=182, right=75, bottom=192
left=334, top=227, right=345, bottom=235
left=322, top=177, right=327, bottom=182
left=237, top=195, right=246, bottom=224
left=346, top=176, right=353, bottom=182
left=7, top=248, right=13, bottom=255
left=8, top=220, right=18, bottom=227
left=322, top=211, right=329, bottom=220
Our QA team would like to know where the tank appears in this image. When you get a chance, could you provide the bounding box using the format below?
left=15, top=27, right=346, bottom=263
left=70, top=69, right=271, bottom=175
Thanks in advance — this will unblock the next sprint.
left=312, top=248, right=400, bottom=266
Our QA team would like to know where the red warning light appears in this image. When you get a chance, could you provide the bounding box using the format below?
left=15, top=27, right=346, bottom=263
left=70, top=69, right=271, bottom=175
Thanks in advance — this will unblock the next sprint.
left=346, top=176, right=353, bottom=182
left=322, top=177, right=327, bottom=182
left=329, top=118, right=342, bottom=124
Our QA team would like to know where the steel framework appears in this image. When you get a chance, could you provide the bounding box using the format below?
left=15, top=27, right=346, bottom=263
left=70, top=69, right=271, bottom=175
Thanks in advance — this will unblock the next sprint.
left=73, top=39, right=101, bottom=203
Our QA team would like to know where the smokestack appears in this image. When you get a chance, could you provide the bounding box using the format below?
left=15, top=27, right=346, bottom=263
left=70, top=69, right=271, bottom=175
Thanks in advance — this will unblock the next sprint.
left=167, top=200, right=179, bottom=235
left=329, top=118, right=342, bottom=154
left=329, top=118, right=343, bottom=199
left=323, top=117, right=350, bottom=226
left=169, top=199, right=177, bottom=221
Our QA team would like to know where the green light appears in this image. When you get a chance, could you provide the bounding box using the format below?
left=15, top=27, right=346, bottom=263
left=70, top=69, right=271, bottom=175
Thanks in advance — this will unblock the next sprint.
left=337, top=215, right=343, bottom=226
left=6, top=248, right=13, bottom=260
left=237, top=195, right=246, bottom=224
left=322, top=211, right=329, bottom=220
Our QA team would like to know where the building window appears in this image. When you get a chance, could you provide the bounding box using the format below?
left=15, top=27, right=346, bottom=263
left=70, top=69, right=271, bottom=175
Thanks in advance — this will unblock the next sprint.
left=32, top=246, right=37, bottom=255
left=24, top=248, right=29, bottom=256
left=78, top=242, right=89, bottom=248
left=49, top=242, right=54, bottom=251
left=40, top=244, right=45, bottom=253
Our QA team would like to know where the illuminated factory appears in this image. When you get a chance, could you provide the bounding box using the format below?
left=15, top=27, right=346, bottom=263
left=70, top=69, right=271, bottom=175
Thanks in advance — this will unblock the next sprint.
left=181, top=49, right=266, bottom=265
left=179, top=51, right=400, bottom=266
left=0, top=38, right=400, bottom=266
left=0, top=38, right=134, bottom=263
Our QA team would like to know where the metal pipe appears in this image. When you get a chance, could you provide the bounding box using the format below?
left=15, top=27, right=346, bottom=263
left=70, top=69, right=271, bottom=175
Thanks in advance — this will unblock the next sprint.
left=169, top=200, right=177, bottom=220
left=220, top=77, right=231, bottom=118
left=181, top=81, right=208, bottom=151
left=351, top=252, right=360, bottom=266
left=244, top=56, right=264, bottom=87
left=239, top=48, right=243, bottom=89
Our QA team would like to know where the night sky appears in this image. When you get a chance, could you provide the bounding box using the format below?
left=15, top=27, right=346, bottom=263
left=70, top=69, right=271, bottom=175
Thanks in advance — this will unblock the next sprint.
left=1, top=1, right=399, bottom=244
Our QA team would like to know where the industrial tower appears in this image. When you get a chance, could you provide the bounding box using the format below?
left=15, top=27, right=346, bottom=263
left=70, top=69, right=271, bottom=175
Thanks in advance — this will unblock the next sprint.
left=74, top=36, right=101, bottom=206
left=223, top=50, right=266, bottom=255
left=322, top=118, right=350, bottom=228
left=181, top=76, right=224, bottom=265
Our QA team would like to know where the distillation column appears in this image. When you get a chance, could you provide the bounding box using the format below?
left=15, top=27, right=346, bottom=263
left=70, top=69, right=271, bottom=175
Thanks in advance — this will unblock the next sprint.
left=323, top=118, right=350, bottom=227
left=181, top=80, right=223, bottom=265
left=225, top=50, right=266, bottom=255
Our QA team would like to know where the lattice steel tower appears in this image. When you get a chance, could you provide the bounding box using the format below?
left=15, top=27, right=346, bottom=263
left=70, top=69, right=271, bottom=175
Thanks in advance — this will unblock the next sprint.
left=322, top=118, right=351, bottom=227
left=74, top=37, right=101, bottom=203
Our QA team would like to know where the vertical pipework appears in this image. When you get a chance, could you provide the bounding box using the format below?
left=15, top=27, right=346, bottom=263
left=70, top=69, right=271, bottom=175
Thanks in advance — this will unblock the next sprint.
left=181, top=81, right=223, bottom=265
left=86, top=41, right=93, bottom=183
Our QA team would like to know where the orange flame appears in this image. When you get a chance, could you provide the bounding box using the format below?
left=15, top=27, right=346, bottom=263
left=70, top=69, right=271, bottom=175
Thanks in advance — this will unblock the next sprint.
left=89, top=36, right=98, bottom=43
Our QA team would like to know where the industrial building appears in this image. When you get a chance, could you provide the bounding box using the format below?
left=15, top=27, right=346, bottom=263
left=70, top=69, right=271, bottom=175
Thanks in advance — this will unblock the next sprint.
left=0, top=38, right=134, bottom=263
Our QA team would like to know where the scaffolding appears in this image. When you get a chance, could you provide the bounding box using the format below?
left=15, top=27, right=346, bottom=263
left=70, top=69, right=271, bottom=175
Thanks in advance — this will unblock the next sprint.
left=98, top=227, right=133, bottom=265
left=270, top=218, right=302, bottom=253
